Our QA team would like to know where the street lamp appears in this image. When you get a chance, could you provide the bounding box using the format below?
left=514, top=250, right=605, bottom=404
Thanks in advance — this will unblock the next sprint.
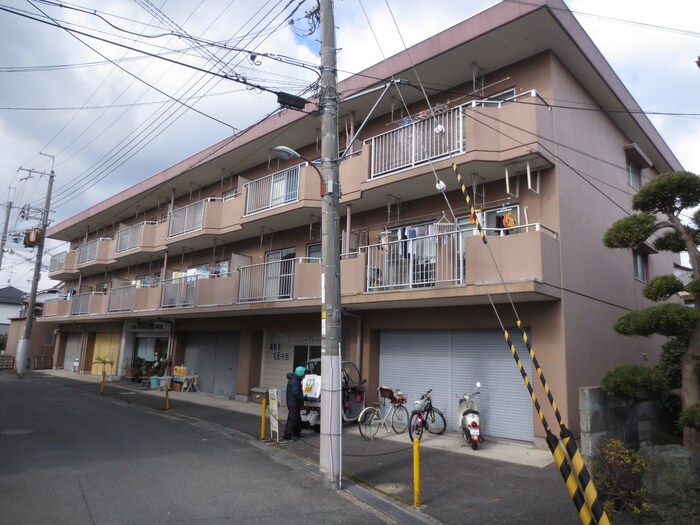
left=274, top=146, right=326, bottom=196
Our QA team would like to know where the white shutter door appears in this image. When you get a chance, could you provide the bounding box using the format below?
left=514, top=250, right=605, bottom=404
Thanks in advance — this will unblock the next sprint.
left=379, top=330, right=451, bottom=418
left=451, top=330, right=533, bottom=442
left=62, top=333, right=82, bottom=370
left=184, top=333, right=216, bottom=394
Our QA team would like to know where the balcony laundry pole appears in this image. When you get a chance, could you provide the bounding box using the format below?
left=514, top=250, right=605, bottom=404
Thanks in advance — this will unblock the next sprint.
left=318, top=0, right=342, bottom=490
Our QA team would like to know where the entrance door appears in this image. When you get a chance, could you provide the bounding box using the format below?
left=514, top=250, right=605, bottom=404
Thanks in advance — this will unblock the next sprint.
left=91, top=333, right=120, bottom=375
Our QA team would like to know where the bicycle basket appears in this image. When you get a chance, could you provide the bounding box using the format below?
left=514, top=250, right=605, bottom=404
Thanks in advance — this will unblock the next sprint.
left=379, top=386, right=406, bottom=405
left=414, top=398, right=429, bottom=411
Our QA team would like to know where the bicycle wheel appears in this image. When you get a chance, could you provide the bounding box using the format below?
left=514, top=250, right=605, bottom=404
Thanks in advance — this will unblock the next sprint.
left=408, top=411, right=424, bottom=442
left=391, top=404, right=409, bottom=434
left=426, top=408, right=446, bottom=435
left=358, top=407, right=380, bottom=440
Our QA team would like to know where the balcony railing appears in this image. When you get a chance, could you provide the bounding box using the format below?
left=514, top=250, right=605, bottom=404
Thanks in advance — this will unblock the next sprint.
left=238, top=258, right=299, bottom=302
left=244, top=165, right=300, bottom=215
left=161, top=274, right=198, bottom=308
left=49, top=252, right=66, bottom=272
left=108, top=285, right=135, bottom=312
left=116, top=221, right=155, bottom=253
left=362, top=229, right=464, bottom=291
left=367, top=107, right=464, bottom=178
left=78, top=238, right=111, bottom=265
left=168, top=200, right=205, bottom=238
left=70, top=292, right=107, bottom=315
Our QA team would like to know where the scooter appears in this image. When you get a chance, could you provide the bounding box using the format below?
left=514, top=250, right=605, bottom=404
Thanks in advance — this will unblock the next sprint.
left=458, top=382, right=483, bottom=450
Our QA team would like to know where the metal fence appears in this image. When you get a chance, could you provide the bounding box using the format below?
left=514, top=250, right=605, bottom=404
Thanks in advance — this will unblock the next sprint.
left=161, top=275, right=197, bottom=308
left=367, top=107, right=463, bottom=178
left=116, top=222, right=151, bottom=253
left=168, top=200, right=205, bottom=237
left=362, top=229, right=463, bottom=291
left=238, top=258, right=297, bottom=302
left=108, top=286, right=135, bottom=312
left=244, top=165, right=300, bottom=215
left=49, top=252, right=66, bottom=272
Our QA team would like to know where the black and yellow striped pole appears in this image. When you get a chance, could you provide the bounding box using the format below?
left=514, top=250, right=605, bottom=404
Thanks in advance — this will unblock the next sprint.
left=453, top=163, right=596, bottom=525
left=516, top=321, right=609, bottom=525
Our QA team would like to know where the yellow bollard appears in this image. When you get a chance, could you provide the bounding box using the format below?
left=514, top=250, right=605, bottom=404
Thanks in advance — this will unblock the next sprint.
left=164, top=383, right=170, bottom=411
left=413, top=437, right=421, bottom=507
left=260, top=398, right=267, bottom=439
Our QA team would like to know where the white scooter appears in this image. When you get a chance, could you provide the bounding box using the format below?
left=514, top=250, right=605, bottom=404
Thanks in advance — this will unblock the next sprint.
left=458, top=382, right=483, bottom=450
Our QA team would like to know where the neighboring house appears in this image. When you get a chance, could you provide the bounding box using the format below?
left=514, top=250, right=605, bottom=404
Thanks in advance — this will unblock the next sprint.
left=38, top=0, right=683, bottom=447
left=0, top=286, right=24, bottom=336
left=5, top=288, right=62, bottom=368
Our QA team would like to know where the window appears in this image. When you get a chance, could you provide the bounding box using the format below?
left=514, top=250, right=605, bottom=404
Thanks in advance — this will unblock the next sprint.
left=43, top=330, right=56, bottom=346
left=307, top=243, right=322, bottom=260
left=633, top=249, right=648, bottom=282
left=458, top=204, right=520, bottom=236
left=627, top=161, right=641, bottom=191
left=95, top=282, right=108, bottom=293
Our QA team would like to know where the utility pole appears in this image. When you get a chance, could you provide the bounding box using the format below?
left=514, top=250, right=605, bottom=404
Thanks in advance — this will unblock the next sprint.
left=318, top=0, right=342, bottom=490
left=16, top=155, right=55, bottom=378
left=0, top=201, right=12, bottom=272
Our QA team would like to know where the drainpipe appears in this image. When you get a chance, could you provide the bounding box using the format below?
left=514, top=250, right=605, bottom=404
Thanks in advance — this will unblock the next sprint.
left=343, top=309, right=363, bottom=374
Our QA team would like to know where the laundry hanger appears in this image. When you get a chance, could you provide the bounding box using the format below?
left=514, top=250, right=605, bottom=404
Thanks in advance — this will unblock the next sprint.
left=436, top=211, right=451, bottom=224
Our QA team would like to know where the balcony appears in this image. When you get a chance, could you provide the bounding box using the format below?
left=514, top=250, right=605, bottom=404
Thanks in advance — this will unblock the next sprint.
left=42, top=296, right=71, bottom=317
left=165, top=197, right=245, bottom=250
left=366, top=106, right=464, bottom=179
left=70, top=292, right=108, bottom=316
left=464, top=224, right=561, bottom=294
left=244, top=165, right=300, bottom=215
left=114, top=221, right=164, bottom=255
left=160, top=272, right=239, bottom=309
left=77, top=238, right=114, bottom=269
left=48, top=250, right=78, bottom=280
left=361, top=229, right=464, bottom=291
left=109, top=284, right=162, bottom=312
left=238, top=257, right=321, bottom=303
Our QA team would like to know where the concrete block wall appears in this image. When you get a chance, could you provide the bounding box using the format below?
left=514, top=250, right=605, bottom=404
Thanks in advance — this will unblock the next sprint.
left=579, top=386, right=660, bottom=458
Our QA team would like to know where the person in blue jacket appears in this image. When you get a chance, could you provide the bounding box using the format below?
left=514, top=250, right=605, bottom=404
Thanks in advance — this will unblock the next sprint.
left=284, top=365, right=306, bottom=441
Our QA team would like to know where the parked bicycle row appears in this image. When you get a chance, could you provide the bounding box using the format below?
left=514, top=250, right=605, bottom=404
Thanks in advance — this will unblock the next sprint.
left=357, top=383, right=483, bottom=448
left=295, top=358, right=483, bottom=448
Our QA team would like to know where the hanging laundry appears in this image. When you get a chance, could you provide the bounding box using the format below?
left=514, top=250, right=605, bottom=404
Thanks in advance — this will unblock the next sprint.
left=503, top=211, right=517, bottom=228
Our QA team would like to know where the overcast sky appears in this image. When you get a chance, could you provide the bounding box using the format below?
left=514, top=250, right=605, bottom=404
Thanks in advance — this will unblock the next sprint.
left=0, top=0, right=698, bottom=291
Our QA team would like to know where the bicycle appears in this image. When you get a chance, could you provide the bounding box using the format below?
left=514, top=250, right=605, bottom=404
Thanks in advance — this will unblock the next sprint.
left=357, top=386, right=410, bottom=440
left=408, top=388, right=446, bottom=441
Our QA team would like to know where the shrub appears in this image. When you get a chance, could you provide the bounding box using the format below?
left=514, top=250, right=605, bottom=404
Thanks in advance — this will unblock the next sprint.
left=678, top=402, right=700, bottom=430
left=600, top=364, right=667, bottom=402
left=592, top=439, right=652, bottom=517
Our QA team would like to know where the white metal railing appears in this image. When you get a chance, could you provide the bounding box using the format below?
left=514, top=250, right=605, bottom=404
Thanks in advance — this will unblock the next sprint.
left=361, top=230, right=464, bottom=291
left=244, top=165, right=300, bottom=215
left=471, top=222, right=558, bottom=239
left=238, top=258, right=298, bottom=302
left=71, top=292, right=104, bottom=315
left=367, top=106, right=464, bottom=178
left=161, top=274, right=197, bottom=308
left=168, top=200, right=205, bottom=238
left=116, top=222, right=154, bottom=253
left=108, top=286, right=135, bottom=312
left=78, top=238, right=110, bottom=265
left=49, top=251, right=66, bottom=272
left=467, top=88, right=550, bottom=109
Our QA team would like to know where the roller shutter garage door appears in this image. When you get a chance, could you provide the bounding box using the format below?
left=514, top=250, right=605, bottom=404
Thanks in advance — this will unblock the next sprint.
left=184, top=332, right=239, bottom=398
left=379, top=329, right=533, bottom=442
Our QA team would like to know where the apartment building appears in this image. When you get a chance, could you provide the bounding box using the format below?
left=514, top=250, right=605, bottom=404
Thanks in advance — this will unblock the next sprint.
left=35, top=0, right=682, bottom=445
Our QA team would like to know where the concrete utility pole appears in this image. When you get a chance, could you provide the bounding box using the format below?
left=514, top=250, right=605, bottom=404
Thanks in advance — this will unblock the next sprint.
left=16, top=157, right=55, bottom=378
left=0, top=201, right=12, bottom=272
left=318, top=0, right=342, bottom=490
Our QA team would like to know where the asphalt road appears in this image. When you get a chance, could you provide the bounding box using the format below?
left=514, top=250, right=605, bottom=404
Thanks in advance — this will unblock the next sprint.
left=1, top=371, right=582, bottom=524
left=0, top=372, right=399, bottom=525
